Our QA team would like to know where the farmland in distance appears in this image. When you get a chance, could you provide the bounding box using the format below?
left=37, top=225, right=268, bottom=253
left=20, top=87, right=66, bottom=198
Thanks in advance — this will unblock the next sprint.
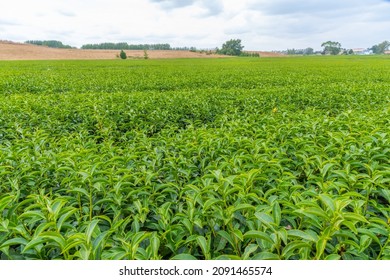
left=0, top=56, right=389, bottom=260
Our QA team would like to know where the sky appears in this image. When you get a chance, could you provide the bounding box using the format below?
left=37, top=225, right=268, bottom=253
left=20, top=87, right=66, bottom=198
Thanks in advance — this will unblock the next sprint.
left=1, top=0, right=390, bottom=51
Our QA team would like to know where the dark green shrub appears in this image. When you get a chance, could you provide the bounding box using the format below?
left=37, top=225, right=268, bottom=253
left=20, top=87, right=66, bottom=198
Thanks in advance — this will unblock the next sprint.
left=119, top=50, right=127, bottom=59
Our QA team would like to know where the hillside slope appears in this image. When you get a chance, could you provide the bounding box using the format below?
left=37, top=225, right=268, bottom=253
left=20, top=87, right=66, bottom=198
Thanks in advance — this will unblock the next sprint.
left=0, top=41, right=282, bottom=60
left=0, top=41, right=226, bottom=60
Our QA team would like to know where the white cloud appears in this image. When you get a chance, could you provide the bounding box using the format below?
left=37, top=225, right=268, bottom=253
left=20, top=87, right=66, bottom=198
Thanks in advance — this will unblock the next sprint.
left=0, top=0, right=389, bottom=50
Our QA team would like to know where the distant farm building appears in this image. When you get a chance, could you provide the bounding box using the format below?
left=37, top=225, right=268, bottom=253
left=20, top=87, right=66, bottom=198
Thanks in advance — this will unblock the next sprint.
left=352, top=48, right=372, bottom=55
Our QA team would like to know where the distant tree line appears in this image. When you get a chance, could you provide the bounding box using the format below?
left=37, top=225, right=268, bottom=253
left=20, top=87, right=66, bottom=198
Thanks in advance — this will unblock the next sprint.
left=25, top=40, right=74, bottom=49
left=286, top=48, right=314, bottom=55
left=280, top=40, right=389, bottom=56
left=320, top=40, right=390, bottom=55
left=171, top=46, right=198, bottom=51
left=81, top=42, right=171, bottom=50
left=23, top=38, right=389, bottom=56
left=239, top=51, right=260, bottom=57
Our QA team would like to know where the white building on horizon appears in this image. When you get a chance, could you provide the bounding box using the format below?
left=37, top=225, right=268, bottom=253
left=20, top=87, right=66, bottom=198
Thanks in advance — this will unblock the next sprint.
left=352, top=48, right=372, bottom=55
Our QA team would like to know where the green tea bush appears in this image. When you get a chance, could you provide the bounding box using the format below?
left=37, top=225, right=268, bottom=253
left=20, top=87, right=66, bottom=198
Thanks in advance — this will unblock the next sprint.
left=0, top=56, right=389, bottom=260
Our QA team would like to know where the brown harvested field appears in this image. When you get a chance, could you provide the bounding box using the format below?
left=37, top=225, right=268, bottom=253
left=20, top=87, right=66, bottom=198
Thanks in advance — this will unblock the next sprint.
left=0, top=41, right=283, bottom=60
left=246, top=51, right=285, bottom=57
left=0, top=41, right=226, bottom=60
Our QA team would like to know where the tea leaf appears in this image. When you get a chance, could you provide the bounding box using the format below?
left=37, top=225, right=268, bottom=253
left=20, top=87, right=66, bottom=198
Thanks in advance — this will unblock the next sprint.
left=171, top=254, right=197, bottom=260
left=315, top=236, right=329, bottom=260
left=196, top=236, right=210, bottom=259
left=243, top=230, right=274, bottom=244
left=288, top=230, right=318, bottom=243
left=318, top=194, right=336, bottom=213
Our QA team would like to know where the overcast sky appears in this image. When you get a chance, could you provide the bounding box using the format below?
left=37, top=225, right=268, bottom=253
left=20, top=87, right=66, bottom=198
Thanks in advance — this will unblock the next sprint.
left=1, top=0, right=390, bottom=50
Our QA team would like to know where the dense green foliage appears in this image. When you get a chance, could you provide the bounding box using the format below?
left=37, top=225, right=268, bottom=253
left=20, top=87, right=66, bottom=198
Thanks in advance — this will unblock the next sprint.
left=286, top=48, right=314, bottom=55
left=81, top=42, right=171, bottom=50
left=370, top=40, right=390, bottom=54
left=239, top=52, right=260, bottom=57
left=0, top=56, right=389, bottom=260
left=217, top=39, right=244, bottom=56
left=321, top=41, right=342, bottom=55
left=119, top=50, right=127, bottom=60
left=24, top=40, right=74, bottom=49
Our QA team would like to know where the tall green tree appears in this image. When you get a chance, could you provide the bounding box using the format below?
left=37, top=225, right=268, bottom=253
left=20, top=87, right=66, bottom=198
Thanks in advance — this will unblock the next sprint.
left=321, top=41, right=342, bottom=55
left=217, top=39, right=244, bottom=56
left=370, top=40, right=390, bottom=54
left=304, top=47, right=314, bottom=55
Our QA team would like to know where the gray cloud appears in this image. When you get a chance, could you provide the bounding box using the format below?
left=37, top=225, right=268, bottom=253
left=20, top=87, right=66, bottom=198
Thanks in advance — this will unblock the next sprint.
left=150, top=0, right=223, bottom=16
left=58, top=10, right=76, bottom=17
left=225, top=26, right=251, bottom=35
left=249, top=0, right=371, bottom=15
left=149, top=0, right=195, bottom=9
left=201, top=1, right=223, bottom=16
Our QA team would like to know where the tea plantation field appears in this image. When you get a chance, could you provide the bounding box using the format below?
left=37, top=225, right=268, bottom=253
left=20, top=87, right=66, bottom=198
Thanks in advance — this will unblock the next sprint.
left=0, top=56, right=389, bottom=260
